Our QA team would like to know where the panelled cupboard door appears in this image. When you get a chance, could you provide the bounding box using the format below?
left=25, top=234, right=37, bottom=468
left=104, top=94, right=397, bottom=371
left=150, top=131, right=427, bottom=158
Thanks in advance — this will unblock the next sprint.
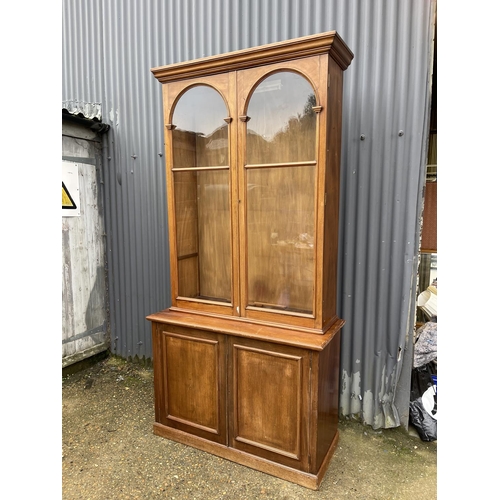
left=228, top=336, right=311, bottom=471
left=153, top=324, right=227, bottom=445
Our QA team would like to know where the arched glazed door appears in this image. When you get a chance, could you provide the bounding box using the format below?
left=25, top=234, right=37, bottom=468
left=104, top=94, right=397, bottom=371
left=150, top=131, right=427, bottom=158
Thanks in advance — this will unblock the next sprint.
left=170, top=85, right=232, bottom=304
left=241, top=71, right=319, bottom=317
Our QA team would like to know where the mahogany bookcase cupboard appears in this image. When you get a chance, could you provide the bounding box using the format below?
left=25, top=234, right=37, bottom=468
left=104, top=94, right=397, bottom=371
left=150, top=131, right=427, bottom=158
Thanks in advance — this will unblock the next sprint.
left=147, top=31, right=353, bottom=490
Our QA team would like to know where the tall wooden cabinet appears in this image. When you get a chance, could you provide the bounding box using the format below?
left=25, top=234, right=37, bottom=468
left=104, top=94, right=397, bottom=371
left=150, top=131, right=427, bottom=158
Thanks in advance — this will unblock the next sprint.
left=147, top=31, right=353, bottom=490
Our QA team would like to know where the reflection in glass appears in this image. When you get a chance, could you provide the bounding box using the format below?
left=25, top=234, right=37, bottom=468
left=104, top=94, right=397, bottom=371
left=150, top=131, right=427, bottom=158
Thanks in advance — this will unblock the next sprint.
left=172, top=86, right=229, bottom=168
left=246, top=165, right=315, bottom=314
left=246, top=71, right=317, bottom=164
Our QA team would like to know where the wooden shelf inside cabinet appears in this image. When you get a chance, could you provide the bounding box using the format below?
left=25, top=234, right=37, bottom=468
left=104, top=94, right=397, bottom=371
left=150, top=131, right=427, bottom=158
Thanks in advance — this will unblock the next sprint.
left=148, top=31, right=353, bottom=490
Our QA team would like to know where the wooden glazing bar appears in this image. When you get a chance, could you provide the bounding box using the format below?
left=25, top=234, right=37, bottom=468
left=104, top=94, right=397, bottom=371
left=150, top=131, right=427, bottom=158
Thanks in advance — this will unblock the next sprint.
left=172, top=165, right=230, bottom=172
left=177, top=252, right=199, bottom=261
left=244, top=161, right=317, bottom=169
left=246, top=305, right=314, bottom=319
left=176, top=296, right=233, bottom=307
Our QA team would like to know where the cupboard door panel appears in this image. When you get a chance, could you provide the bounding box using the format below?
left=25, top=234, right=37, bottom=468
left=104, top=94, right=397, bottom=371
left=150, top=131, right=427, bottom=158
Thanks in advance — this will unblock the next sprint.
left=161, top=327, right=227, bottom=444
left=229, top=338, right=311, bottom=470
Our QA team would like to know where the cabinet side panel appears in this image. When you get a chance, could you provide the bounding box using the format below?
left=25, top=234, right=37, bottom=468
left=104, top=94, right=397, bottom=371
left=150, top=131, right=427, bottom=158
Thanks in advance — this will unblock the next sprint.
left=315, top=330, right=341, bottom=468
left=321, top=60, right=344, bottom=326
left=152, top=323, right=166, bottom=423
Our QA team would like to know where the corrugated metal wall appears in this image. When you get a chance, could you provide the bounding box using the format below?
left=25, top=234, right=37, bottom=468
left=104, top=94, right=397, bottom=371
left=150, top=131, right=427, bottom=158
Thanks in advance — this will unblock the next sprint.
left=62, top=0, right=436, bottom=428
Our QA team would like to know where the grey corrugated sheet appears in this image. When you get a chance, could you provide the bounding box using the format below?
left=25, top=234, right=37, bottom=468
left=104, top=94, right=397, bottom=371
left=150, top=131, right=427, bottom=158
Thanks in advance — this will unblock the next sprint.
left=62, top=0, right=436, bottom=428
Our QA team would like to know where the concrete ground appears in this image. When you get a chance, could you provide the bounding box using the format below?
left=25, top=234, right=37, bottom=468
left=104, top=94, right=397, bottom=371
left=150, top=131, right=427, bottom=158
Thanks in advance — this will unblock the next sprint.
left=62, top=355, right=437, bottom=499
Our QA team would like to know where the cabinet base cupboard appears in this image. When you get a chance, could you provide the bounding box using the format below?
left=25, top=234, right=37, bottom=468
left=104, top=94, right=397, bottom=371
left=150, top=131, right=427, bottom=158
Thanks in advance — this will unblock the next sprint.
left=147, top=31, right=353, bottom=490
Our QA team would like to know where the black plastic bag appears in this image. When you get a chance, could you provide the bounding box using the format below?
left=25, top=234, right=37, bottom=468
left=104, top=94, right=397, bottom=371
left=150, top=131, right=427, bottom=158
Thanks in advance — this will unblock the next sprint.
left=410, top=362, right=436, bottom=401
left=409, top=398, right=437, bottom=442
left=409, top=361, right=437, bottom=441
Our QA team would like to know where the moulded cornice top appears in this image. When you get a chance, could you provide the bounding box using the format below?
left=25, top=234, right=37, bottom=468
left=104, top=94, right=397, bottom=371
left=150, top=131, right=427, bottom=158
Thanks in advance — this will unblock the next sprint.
left=151, top=31, right=354, bottom=83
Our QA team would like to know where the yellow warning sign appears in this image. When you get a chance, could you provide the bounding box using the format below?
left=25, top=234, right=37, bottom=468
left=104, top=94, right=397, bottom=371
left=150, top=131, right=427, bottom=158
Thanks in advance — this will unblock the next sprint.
left=62, top=181, right=77, bottom=209
left=62, top=161, right=80, bottom=216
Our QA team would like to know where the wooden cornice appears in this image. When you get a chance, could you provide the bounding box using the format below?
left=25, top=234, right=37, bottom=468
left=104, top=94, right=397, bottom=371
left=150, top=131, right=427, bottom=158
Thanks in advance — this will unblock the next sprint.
left=151, top=31, right=354, bottom=83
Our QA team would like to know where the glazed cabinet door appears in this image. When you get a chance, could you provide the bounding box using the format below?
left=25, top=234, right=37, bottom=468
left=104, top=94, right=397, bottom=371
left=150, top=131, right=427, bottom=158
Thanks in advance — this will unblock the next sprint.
left=152, top=324, right=227, bottom=445
left=164, top=73, right=239, bottom=317
left=228, top=336, right=312, bottom=471
left=236, top=58, right=326, bottom=331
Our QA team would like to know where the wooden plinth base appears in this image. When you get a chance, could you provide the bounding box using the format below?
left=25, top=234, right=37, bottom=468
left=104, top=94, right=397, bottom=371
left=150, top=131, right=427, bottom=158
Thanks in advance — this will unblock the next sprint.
left=153, top=422, right=339, bottom=490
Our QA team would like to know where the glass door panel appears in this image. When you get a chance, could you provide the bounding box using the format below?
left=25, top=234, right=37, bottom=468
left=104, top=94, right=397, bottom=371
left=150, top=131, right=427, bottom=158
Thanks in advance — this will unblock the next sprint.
left=172, top=86, right=229, bottom=168
left=246, top=71, right=317, bottom=165
left=172, top=85, right=231, bottom=303
left=246, top=165, right=315, bottom=314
